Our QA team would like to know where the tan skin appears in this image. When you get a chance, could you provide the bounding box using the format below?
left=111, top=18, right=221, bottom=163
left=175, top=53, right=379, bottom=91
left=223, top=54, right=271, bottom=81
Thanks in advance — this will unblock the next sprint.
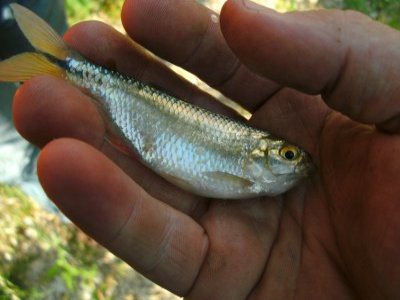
left=11, top=0, right=400, bottom=298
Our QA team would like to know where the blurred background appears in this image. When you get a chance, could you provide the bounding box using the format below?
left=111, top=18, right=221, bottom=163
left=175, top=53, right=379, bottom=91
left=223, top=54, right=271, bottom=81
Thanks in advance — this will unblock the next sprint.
left=65, top=0, right=400, bottom=28
left=0, top=0, right=399, bottom=299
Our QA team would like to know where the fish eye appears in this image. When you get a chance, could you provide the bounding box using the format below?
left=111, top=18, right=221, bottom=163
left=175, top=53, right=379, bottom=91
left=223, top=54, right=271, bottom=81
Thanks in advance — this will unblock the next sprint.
left=279, top=145, right=299, bottom=161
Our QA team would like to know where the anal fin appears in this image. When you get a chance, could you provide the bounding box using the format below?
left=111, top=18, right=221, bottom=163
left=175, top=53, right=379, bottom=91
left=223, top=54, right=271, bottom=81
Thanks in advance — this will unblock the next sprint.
left=204, top=171, right=254, bottom=189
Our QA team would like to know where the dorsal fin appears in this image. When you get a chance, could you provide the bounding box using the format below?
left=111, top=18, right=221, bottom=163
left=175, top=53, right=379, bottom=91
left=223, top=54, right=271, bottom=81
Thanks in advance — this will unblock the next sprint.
left=10, top=3, right=70, bottom=60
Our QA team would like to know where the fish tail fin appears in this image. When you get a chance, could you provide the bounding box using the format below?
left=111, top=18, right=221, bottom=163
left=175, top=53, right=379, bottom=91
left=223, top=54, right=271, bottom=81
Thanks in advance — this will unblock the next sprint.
left=0, top=53, right=64, bottom=82
left=0, top=4, right=69, bottom=82
left=10, top=3, right=70, bottom=60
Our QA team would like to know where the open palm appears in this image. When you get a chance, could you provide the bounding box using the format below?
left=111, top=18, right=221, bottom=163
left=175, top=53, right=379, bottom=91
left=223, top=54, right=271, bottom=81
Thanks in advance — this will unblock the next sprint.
left=13, top=0, right=400, bottom=299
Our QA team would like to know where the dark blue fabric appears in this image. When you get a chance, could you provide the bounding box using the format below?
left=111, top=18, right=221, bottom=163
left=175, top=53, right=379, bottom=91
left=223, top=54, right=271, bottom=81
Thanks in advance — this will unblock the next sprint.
left=0, top=1, right=48, bottom=24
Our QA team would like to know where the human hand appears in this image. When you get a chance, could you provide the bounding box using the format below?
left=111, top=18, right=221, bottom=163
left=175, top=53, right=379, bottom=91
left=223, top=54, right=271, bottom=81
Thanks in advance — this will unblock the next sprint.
left=13, top=0, right=400, bottom=298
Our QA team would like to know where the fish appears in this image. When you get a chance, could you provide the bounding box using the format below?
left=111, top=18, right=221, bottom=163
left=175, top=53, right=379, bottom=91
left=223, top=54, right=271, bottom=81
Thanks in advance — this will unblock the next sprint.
left=0, top=4, right=313, bottom=199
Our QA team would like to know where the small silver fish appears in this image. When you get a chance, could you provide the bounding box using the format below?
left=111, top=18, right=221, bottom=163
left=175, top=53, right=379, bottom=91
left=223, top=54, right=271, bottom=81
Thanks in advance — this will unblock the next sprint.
left=0, top=4, right=313, bottom=199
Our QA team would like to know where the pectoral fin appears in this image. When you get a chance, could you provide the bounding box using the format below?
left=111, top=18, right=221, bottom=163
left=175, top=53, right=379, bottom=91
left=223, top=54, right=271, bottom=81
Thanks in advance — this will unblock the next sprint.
left=204, top=171, right=254, bottom=189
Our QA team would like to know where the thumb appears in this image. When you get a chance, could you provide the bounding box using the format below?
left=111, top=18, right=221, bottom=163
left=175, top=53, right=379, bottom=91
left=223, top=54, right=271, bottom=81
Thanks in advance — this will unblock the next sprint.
left=220, top=0, right=400, bottom=133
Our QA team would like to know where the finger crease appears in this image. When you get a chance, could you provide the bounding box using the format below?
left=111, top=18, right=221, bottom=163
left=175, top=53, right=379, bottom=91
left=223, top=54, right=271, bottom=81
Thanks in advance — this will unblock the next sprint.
left=188, top=197, right=209, bottom=221
left=251, top=86, right=284, bottom=113
left=106, top=188, right=143, bottom=246
left=316, top=109, right=335, bottom=165
left=183, top=227, right=211, bottom=297
left=142, top=210, right=175, bottom=274
left=211, top=59, right=242, bottom=90
left=181, top=13, right=214, bottom=68
left=322, top=46, right=352, bottom=102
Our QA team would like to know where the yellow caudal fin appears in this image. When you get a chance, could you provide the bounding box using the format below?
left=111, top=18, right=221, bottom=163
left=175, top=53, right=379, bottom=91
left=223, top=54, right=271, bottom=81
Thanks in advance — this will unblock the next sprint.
left=0, top=53, right=64, bottom=82
left=10, top=3, right=69, bottom=60
left=0, top=4, right=68, bottom=83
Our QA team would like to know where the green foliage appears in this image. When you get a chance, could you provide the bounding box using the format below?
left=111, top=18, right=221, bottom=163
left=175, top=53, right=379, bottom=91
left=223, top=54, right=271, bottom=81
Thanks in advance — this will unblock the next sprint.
left=44, top=243, right=98, bottom=292
left=0, top=184, right=175, bottom=299
left=0, top=274, right=30, bottom=299
left=66, top=0, right=96, bottom=22
left=320, top=0, right=400, bottom=28
left=66, top=0, right=123, bottom=24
